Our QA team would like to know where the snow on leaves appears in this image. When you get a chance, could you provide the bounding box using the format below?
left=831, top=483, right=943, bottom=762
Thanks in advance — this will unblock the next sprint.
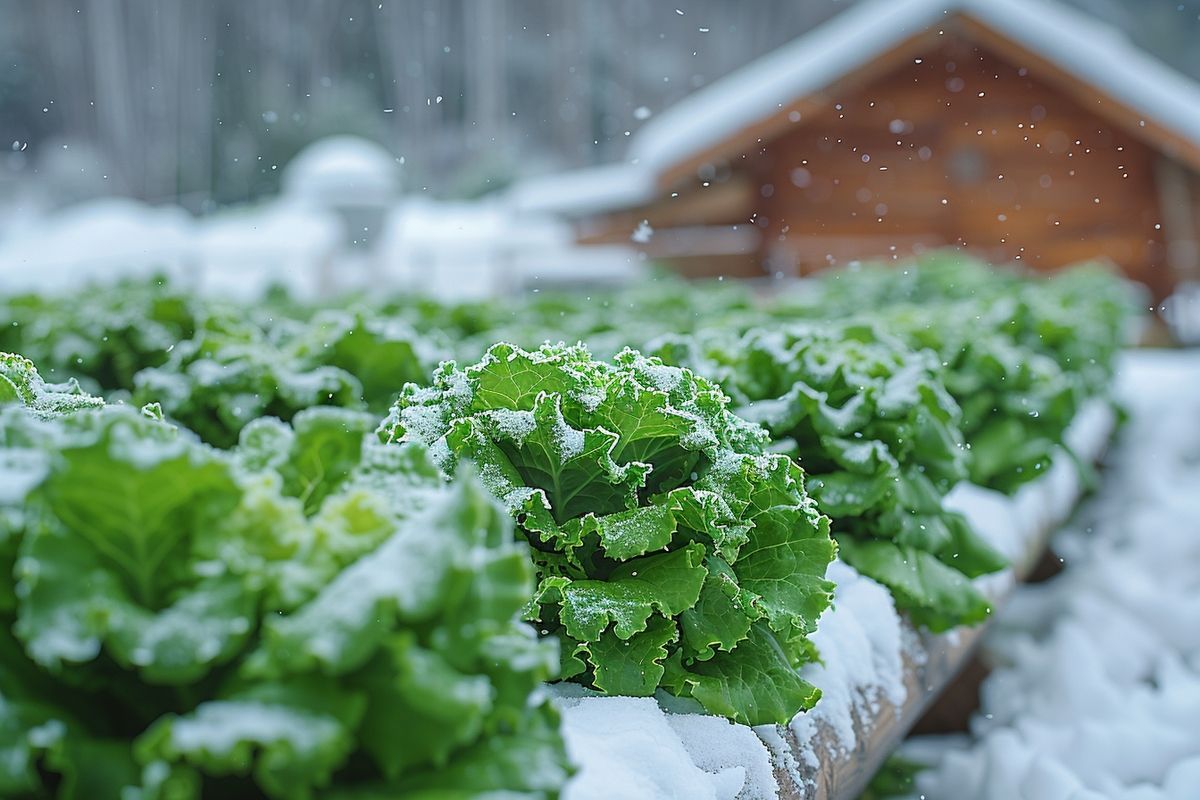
left=385, top=341, right=837, bottom=725
left=651, top=322, right=1006, bottom=632
left=0, top=389, right=569, bottom=799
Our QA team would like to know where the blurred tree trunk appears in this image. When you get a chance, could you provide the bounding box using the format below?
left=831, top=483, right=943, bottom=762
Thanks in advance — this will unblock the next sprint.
left=465, top=0, right=506, bottom=153
left=88, top=0, right=137, bottom=195
left=3, top=0, right=956, bottom=204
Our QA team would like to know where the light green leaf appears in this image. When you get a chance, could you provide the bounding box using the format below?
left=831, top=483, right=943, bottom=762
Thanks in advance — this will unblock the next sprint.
left=583, top=615, right=678, bottom=696
left=356, top=633, right=493, bottom=778
left=837, top=537, right=992, bottom=632
left=136, top=700, right=354, bottom=800
left=666, top=621, right=821, bottom=726
left=534, top=544, right=707, bottom=642
left=277, top=406, right=376, bottom=515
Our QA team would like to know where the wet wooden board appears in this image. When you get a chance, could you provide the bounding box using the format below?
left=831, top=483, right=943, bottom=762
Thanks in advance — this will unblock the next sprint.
left=778, top=611, right=993, bottom=799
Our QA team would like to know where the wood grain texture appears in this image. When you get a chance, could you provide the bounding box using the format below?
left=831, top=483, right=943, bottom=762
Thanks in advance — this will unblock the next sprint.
left=756, top=39, right=1169, bottom=294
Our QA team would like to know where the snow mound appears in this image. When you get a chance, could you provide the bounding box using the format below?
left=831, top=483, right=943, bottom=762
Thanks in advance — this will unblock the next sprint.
left=909, top=349, right=1200, bottom=800
left=193, top=203, right=341, bottom=301
left=0, top=198, right=194, bottom=292
left=553, top=689, right=772, bottom=800
left=790, top=560, right=906, bottom=762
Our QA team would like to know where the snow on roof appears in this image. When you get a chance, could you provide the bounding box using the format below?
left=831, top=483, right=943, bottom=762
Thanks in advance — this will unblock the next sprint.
left=505, top=162, right=656, bottom=218
left=630, top=0, right=1200, bottom=174
left=382, top=197, right=570, bottom=246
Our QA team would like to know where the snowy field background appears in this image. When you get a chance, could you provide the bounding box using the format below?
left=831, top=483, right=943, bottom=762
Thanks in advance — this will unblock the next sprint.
left=0, top=137, right=645, bottom=303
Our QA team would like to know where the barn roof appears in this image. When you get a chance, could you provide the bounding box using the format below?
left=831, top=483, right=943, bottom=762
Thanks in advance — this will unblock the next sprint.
left=507, top=163, right=655, bottom=218
left=509, top=0, right=1200, bottom=217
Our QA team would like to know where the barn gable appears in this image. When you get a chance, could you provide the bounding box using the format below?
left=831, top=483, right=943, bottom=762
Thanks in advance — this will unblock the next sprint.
left=507, top=0, right=1200, bottom=296
left=753, top=38, right=1169, bottom=291
left=631, top=0, right=1200, bottom=186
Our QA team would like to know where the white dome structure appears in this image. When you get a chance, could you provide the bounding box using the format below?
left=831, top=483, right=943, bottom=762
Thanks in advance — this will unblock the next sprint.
left=281, top=136, right=399, bottom=253
left=282, top=135, right=399, bottom=208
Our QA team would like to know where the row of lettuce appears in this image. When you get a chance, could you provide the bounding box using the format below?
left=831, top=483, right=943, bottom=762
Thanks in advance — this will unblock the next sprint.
left=0, top=254, right=1135, bottom=798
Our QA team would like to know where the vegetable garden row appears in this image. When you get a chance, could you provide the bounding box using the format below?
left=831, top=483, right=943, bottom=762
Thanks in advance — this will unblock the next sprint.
left=0, top=254, right=1136, bottom=798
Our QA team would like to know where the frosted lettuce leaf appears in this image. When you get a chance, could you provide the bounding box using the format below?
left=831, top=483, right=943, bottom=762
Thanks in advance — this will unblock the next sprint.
left=836, top=537, right=992, bottom=631
left=132, top=317, right=363, bottom=448
left=227, top=470, right=568, bottom=798
left=287, top=309, right=449, bottom=411
left=0, top=692, right=140, bottom=800
left=133, top=697, right=356, bottom=800
left=2, top=400, right=568, bottom=799
left=0, top=277, right=200, bottom=394
left=384, top=341, right=836, bottom=725
left=0, top=353, right=103, bottom=419
left=14, top=408, right=253, bottom=682
left=238, top=406, right=376, bottom=515
left=650, top=323, right=1005, bottom=632
left=663, top=621, right=822, bottom=725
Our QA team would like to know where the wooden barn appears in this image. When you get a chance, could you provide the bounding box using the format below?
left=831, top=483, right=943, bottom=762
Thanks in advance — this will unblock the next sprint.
left=508, top=0, right=1200, bottom=299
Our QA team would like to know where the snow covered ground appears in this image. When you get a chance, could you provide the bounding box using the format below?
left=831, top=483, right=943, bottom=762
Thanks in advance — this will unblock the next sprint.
left=905, top=349, right=1200, bottom=800
left=0, top=135, right=645, bottom=301
left=0, top=195, right=644, bottom=301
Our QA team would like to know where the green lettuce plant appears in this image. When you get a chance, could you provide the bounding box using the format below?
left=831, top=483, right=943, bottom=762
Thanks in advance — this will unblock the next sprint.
left=286, top=309, right=448, bottom=412
left=0, top=278, right=199, bottom=393
left=766, top=254, right=1133, bottom=493
left=132, top=316, right=362, bottom=448
left=382, top=342, right=837, bottom=725
left=874, top=303, right=1082, bottom=492
left=648, top=324, right=1006, bottom=631
left=0, top=358, right=569, bottom=800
